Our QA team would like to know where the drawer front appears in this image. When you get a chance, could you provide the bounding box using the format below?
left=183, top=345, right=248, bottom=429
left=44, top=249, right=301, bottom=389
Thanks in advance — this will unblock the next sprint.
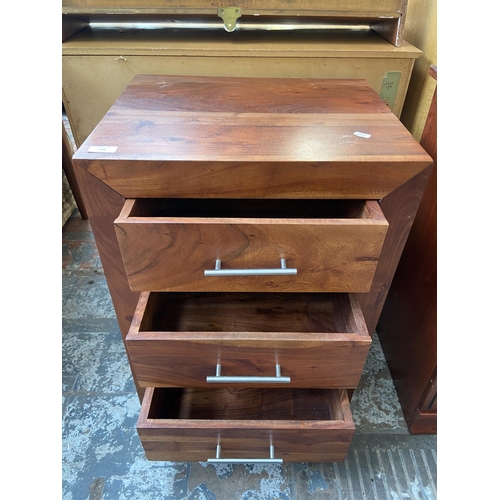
left=114, top=199, right=388, bottom=293
left=126, top=291, right=371, bottom=389
left=137, top=387, right=355, bottom=463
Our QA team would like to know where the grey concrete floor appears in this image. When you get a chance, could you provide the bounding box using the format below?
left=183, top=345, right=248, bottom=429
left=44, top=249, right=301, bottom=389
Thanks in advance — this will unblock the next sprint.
left=62, top=209, right=437, bottom=500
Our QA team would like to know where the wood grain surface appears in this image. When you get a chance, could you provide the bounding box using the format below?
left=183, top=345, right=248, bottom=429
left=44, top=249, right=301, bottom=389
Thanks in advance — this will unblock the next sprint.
left=358, top=164, right=432, bottom=334
left=375, top=66, right=437, bottom=433
left=73, top=75, right=431, bottom=199
left=73, top=163, right=144, bottom=399
left=137, top=387, right=355, bottom=462
left=126, top=292, right=371, bottom=388
left=114, top=199, right=388, bottom=292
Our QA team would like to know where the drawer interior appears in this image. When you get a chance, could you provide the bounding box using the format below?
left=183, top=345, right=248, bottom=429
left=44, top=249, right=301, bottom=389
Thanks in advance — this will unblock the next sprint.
left=147, top=387, right=345, bottom=421
left=139, top=292, right=360, bottom=334
left=126, top=198, right=379, bottom=220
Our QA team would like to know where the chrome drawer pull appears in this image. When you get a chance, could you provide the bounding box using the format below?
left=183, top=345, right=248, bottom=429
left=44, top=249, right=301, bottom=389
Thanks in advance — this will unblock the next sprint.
left=207, top=445, right=283, bottom=464
left=206, top=363, right=290, bottom=383
left=204, top=258, right=297, bottom=277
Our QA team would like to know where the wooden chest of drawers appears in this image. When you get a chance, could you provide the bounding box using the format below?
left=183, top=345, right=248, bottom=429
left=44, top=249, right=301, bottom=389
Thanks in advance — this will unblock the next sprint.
left=73, top=74, right=433, bottom=462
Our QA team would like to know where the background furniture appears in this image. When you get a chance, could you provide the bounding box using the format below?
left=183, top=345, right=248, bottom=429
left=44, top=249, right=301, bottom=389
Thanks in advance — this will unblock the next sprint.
left=62, top=0, right=409, bottom=46
left=377, top=65, right=437, bottom=434
left=62, top=120, right=88, bottom=221
left=72, top=75, right=432, bottom=461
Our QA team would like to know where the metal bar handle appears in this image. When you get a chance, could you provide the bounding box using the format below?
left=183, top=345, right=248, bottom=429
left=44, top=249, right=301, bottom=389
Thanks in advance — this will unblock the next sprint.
left=206, top=363, right=290, bottom=383
left=207, top=444, right=283, bottom=464
left=204, top=258, right=297, bottom=277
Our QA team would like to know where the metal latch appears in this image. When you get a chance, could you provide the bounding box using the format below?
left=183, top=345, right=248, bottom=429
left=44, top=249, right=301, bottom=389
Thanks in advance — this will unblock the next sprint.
left=218, top=7, right=242, bottom=32
left=380, top=71, right=401, bottom=112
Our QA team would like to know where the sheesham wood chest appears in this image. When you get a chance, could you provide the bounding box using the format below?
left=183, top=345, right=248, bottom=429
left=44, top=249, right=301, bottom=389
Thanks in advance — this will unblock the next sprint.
left=72, top=74, right=433, bottom=462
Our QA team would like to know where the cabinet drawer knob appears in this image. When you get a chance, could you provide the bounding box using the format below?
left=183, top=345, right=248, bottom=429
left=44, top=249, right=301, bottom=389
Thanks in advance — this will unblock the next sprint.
left=204, top=258, right=297, bottom=277
left=206, top=363, right=291, bottom=383
left=207, top=444, right=283, bottom=464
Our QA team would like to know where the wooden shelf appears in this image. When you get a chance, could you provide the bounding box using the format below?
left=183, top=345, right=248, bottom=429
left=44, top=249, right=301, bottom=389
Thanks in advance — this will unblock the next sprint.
left=62, top=0, right=408, bottom=46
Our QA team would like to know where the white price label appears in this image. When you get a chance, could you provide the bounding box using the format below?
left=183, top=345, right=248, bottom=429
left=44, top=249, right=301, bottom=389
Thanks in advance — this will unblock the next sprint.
left=87, top=146, right=118, bottom=153
left=353, top=131, right=371, bottom=139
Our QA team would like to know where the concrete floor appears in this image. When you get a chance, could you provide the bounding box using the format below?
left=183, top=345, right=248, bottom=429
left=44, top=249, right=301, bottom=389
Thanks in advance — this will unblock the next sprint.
left=62, top=209, right=437, bottom=500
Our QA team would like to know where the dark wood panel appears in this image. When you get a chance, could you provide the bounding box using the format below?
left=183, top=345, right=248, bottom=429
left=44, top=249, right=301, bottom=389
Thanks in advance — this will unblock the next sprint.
left=73, top=162, right=144, bottom=399
left=137, top=292, right=365, bottom=333
left=376, top=66, right=437, bottom=433
left=358, top=164, right=432, bottom=334
left=148, top=387, right=341, bottom=420
left=407, top=409, right=437, bottom=435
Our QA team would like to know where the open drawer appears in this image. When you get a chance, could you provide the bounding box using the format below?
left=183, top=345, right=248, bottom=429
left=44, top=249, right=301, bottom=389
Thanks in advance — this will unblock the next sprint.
left=114, top=198, right=388, bottom=293
left=137, top=387, right=355, bottom=462
left=126, top=291, right=371, bottom=389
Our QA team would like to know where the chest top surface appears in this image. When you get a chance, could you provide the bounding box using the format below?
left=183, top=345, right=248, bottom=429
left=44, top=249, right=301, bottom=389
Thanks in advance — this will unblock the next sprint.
left=72, top=75, right=432, bottom=199
left=74, top=75, right=428, bottom=162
